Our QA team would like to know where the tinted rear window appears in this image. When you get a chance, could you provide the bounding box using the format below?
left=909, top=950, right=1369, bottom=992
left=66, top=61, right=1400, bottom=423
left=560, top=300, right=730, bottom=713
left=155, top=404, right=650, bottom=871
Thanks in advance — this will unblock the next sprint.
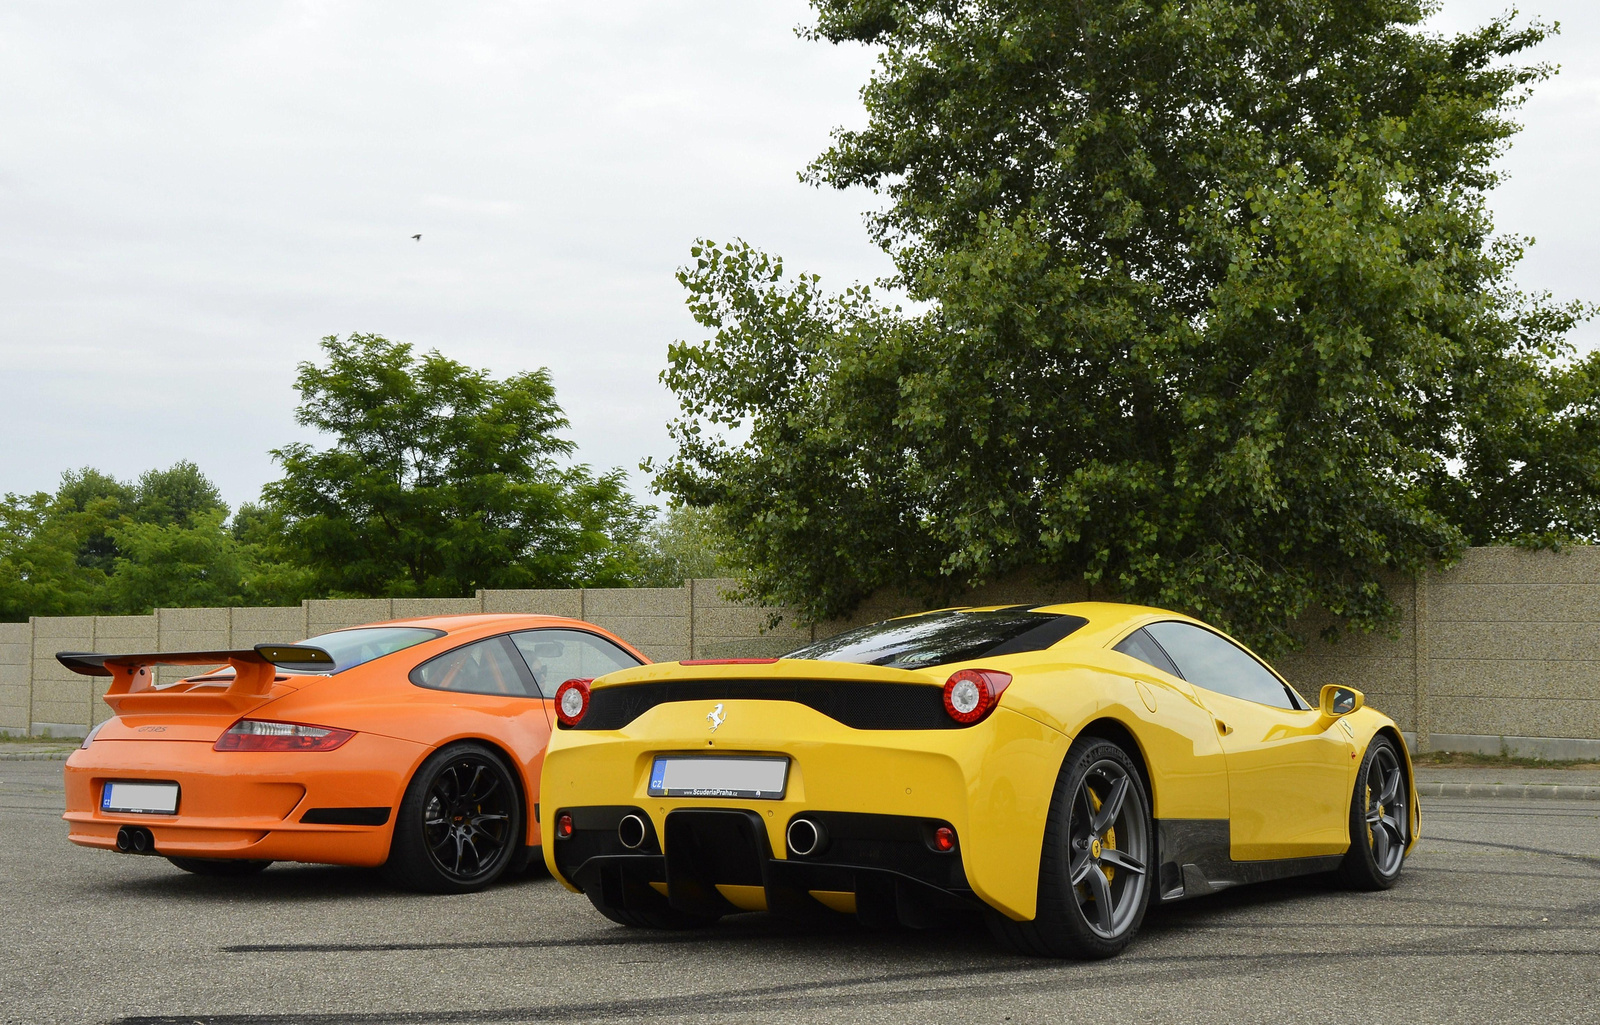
left=785, top=609, right=1087, bottom=670
left=296, top=627, right=444, bottom=672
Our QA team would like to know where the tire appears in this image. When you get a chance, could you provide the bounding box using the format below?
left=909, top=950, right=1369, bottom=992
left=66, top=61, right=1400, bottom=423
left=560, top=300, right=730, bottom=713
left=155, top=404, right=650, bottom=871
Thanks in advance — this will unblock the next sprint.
left=989, top=736, right=1154, bottom=959
left=1339, top=734, right=1409, bottom=890
left=382, top=742, right=524, bottom=894
left=167, top=857, right=272, bottom=877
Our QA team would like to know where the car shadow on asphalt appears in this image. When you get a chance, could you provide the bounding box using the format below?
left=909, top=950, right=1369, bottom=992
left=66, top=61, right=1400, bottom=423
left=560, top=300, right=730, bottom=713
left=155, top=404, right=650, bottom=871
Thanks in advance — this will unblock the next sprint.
left=97, top=861, right=544, bottom=901
left=99, top=859, right=1352, bottom=956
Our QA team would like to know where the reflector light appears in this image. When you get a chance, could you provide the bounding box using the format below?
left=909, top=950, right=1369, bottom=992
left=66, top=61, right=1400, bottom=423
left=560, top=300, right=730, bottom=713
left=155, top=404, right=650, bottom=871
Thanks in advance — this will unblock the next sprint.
left=933, top=826, right=957, bottom=853
left=80, top=719, right=110, bottom=749
left=213, top=719, right=355, bottom=752
left=556, top=813, right=574, bottom=838
left=555, top=678, right=592, bottom=727
left=942, top=669, right=1013, bottom=725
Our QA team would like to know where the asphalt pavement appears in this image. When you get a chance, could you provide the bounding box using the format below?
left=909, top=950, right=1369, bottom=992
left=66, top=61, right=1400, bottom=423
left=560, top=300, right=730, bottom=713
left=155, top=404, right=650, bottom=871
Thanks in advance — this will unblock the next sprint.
left=2, top=758, right=1597, bottom=1025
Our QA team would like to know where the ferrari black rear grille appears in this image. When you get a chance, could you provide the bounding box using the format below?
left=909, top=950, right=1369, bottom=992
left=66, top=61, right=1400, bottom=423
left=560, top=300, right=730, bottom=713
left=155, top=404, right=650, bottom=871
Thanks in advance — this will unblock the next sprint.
left=570, top=679, right=959, bottom=731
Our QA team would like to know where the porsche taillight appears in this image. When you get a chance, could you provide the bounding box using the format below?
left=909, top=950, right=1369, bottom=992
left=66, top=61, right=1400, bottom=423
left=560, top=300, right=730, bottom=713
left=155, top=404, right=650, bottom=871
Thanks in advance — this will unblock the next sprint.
left=214, top=719, right=355, bottom=752
left=555, top=678, right=592, bottom=728
left=942, top=669, right=1013, bottom=725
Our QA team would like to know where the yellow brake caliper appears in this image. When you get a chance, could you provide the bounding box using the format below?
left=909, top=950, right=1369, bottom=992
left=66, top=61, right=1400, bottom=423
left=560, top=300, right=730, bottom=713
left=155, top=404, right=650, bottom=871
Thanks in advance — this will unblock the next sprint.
left=1086, top=788, right=1117, bottom=887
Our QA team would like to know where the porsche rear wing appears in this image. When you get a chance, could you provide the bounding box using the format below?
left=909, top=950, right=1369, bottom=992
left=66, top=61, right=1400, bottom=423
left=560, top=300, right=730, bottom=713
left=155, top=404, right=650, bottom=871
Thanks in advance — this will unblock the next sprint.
left=57, top=645, right=334, bottom=716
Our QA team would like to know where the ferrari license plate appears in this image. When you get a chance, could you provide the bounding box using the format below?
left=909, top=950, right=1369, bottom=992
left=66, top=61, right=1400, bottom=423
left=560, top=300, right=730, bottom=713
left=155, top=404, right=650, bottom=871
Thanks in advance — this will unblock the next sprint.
left=648, top=756, right=789, bottom=800
left=101, top=781, right=180, bottom=815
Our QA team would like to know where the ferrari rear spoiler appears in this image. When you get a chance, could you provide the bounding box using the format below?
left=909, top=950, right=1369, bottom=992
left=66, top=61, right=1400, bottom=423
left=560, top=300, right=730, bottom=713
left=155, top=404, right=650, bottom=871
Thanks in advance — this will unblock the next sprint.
left=56, top=645, right=334, bottom=716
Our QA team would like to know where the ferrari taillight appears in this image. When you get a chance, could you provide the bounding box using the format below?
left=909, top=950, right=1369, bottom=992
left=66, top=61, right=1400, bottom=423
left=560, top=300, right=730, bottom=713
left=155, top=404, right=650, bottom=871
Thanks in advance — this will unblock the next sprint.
left=942, top=669, right=1013, bottom=725
left=555, top=678, right=592, bottom=727
left=214, top=719, right=355, bottom=752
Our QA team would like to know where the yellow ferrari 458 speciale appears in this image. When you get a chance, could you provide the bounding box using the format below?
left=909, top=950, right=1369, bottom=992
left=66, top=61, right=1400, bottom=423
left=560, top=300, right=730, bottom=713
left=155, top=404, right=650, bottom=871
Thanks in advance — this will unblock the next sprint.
left=540, top=602, right=1419, bottom=958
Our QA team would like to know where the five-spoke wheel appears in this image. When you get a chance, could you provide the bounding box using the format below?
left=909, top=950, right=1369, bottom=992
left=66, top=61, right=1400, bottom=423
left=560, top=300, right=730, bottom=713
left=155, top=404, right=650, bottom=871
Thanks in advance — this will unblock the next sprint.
left=990, top=736, right=1153, bottom=958
left=1340, top=735, right=1409, bottom=889
left=384, top=742, right=524, bottom=893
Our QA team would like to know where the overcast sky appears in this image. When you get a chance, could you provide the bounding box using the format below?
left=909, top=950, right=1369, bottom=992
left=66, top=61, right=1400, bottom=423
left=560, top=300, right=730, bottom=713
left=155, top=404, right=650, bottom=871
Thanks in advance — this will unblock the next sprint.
left=2, top=1, right=1596, bottom=512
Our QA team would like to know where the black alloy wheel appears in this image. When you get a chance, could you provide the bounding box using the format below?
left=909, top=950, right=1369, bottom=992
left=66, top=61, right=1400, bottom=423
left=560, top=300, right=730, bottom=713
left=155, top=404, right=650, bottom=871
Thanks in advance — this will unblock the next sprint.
left=989, top=736, right=1153, bottom=959
left=167, top=857, right=272, bottom=877
left=1339, top=735, right=1409, bottom=889
left=384, top=742, right=524, bottom=893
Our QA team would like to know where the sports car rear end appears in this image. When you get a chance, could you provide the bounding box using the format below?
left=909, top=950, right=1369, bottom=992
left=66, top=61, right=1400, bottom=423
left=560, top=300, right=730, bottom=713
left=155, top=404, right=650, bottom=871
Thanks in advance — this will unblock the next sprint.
left=542, top=607, right=1092, bottom=925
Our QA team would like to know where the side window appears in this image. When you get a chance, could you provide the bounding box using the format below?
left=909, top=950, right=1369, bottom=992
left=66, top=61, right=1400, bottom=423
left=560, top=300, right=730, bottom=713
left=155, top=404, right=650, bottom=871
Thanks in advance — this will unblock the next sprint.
left=410, top=637, right=536, bottom=697
left=510, top=630, right=641, bottom=699
left=1143, top=622, right=1299, bottom=710
left=1113, top=628, right=1182, bottom=678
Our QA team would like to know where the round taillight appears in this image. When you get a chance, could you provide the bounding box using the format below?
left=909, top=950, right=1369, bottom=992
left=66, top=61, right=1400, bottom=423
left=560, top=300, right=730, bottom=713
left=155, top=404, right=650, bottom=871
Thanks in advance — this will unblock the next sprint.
left=556, top=813, right=574, bottom=839
left=942, top=669, right=1012, bottom=724
left=933, top=825, right=957, bottom=853
left=554, top=678, right=592, bottom=727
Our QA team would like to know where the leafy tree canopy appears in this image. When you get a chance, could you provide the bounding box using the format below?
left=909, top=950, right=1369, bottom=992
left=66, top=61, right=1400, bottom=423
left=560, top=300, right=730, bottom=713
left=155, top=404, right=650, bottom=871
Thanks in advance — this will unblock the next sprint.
left=632, top=504, right=736, bottom=587
left=0, top=462, right=273, bottom=619
left=656, top=0, right=1600, bottom=652
left=264, top=334, right=655, bottom=597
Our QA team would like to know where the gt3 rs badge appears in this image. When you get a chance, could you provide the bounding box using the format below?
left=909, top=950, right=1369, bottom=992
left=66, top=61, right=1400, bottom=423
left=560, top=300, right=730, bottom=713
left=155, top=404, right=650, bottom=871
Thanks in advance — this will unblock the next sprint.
left=707, top=703, right=726, bottom=732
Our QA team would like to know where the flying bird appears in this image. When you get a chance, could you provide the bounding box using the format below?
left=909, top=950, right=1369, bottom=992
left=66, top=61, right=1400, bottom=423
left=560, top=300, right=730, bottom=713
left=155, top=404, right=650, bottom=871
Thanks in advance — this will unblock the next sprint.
left=411, top=233, right=422, bottom=241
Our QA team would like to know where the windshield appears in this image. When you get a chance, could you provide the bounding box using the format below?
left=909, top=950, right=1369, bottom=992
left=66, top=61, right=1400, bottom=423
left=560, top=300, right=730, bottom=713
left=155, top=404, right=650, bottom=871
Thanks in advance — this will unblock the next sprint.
left=296, top=626, right=445, bottom=672
left=784, top=608, right=1087, bottom=670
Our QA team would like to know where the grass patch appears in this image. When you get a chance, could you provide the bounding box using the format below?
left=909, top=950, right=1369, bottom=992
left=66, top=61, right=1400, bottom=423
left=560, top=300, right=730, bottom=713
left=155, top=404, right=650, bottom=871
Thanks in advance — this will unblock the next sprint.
left=0, top=731, right=79, bottom=745
left=1413, top=749, right=1600, bottom=770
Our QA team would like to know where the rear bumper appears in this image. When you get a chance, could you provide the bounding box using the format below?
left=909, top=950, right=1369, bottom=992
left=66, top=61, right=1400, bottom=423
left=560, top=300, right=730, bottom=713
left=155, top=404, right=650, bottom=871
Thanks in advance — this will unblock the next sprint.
left=63, top=733, right=428, bottom=866
left=553, top=805, right=975, bottom=925
left=540, top=702, right=1071, bottom=919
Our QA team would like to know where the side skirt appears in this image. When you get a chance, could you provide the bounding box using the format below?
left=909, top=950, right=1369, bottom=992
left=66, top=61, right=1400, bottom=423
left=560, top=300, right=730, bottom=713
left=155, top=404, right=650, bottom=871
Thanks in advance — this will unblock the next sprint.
left=1155, top=819, right=1345, bottom=903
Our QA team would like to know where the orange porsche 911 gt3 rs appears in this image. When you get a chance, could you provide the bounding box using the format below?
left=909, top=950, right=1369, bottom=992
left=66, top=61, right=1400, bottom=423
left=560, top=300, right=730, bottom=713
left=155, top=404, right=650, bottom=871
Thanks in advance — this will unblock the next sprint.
left=59, top=613, right=646, bottom=891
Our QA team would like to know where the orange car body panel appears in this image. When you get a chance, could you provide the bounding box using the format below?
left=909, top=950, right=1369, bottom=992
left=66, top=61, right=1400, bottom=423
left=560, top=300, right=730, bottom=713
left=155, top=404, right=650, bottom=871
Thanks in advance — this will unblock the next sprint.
left=62, top=613, right=646, bottom=867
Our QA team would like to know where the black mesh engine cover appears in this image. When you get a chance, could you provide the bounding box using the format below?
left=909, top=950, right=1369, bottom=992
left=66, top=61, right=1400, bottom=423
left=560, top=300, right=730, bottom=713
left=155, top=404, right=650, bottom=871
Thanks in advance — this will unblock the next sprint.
left=567, top=679, right=961, bottom=731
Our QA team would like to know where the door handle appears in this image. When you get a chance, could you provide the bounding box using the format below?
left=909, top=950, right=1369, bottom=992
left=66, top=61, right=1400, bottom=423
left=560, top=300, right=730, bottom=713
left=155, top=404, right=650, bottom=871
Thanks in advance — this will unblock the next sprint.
left=1215, top=719, right=1233, bottom=736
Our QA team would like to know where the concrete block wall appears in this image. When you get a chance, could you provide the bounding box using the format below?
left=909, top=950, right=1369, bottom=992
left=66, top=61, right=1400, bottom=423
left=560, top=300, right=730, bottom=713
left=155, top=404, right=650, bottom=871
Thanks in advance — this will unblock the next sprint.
left=6, top=548, right=1600, bottom=752
left=692, top=579, right=811, bottom=659
left=30, top=617, right=96, bottom=736
left=0, top=622, right=30, bottom=733
left=1424, top=548, right=1600, bottom=754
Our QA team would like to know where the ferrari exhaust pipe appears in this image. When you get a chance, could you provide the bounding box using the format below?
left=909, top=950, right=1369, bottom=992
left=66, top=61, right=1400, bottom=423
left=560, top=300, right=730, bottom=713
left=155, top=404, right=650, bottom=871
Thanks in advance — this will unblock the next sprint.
left=617, top=814, right=647, bottom=850
left=786, top=818, right=828, bottom=857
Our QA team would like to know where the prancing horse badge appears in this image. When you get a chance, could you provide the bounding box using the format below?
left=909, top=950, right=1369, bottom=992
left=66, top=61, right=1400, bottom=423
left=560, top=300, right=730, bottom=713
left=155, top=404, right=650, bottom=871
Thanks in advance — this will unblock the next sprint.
left=707, top=703, right=726, bottom=732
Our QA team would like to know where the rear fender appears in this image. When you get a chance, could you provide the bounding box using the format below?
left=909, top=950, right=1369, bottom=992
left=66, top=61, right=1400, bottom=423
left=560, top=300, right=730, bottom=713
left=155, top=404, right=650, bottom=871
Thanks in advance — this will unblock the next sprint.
left=415, top=730, right=542, bottom=848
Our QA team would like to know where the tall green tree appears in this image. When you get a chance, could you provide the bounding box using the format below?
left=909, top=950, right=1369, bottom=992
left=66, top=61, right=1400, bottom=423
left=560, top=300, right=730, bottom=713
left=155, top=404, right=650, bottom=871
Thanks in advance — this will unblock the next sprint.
left=657, top=1, right=1598, bottom=651
left=263, top=334, right=653, bottom=597
left=0, top=462, right=275, bottom=619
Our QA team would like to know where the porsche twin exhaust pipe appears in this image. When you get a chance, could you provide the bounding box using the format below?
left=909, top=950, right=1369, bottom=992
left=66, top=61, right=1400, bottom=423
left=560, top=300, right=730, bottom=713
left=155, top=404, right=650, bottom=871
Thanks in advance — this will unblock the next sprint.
left=115, top=826, right=156, bottom=855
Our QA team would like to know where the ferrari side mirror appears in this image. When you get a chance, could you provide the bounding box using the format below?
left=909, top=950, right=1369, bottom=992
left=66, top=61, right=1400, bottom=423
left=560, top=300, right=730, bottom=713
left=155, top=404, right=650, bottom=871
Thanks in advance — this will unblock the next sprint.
left=1319, top=684, right=1364, bottom=718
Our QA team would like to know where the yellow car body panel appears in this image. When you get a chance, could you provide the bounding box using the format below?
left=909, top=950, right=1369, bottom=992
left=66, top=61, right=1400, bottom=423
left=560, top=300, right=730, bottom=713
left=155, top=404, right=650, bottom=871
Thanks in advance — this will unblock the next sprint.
left=541, top=601, right=1419, bottom=925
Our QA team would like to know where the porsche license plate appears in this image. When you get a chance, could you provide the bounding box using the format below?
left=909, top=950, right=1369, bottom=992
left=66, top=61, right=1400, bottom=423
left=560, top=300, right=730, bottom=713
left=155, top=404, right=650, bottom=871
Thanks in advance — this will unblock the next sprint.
left=101, top=781, right=180, bottom=815
left=648, top=756, right=789, bottom=800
